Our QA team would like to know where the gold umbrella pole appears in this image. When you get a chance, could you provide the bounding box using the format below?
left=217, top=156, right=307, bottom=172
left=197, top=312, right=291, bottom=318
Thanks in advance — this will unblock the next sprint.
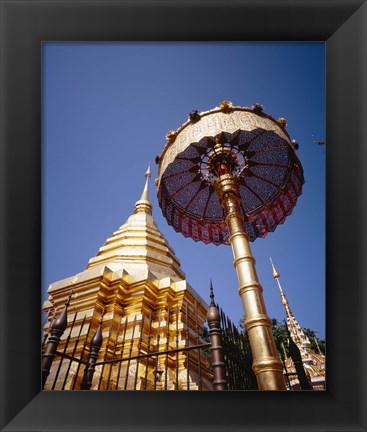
left=215, top=173, right=286, bottom=390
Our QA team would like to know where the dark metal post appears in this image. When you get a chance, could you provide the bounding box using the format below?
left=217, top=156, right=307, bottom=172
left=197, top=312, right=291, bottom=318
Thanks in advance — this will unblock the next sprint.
left=143, top=313, right=152, bottom=390
left=194, top=301, right=203, bottom=390
left=153, top=311, right=161, bottom=390
left=62, top=314, right=87, bottom=390
left=124, top=315, right=137, bottom=390
left=207, top=281, right=227, bottom=390
left=81, top=318, right=103, bottom=390
left=71, top=319, right=93, bottom=390
left=279, top=342, right=292, bottom=390
left=107, top=318, right=122, bottom=390
left=115, top=317, right=129, bottom=390
left=286, top=323, right=312, bottom=390
left=51, top=311, right=78, bottom=390
left=42, top=309, right=52, bottom=350
left=164, top=307, right=171, bottom=390
left=41, top=294, right=71, bottom=389
left=133, top=315, right=144, bottom=390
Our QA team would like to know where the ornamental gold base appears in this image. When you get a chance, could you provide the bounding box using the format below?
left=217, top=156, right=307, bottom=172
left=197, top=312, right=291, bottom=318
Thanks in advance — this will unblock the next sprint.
left=215, top=174, right=286, bottom=391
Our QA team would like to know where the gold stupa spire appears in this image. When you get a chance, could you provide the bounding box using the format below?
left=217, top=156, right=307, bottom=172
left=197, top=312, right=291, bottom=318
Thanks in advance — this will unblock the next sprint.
left=84, top=163, right=185, bottom=279
left=270, top=257, right=292, bottom=317
left=134, top=165, right=152, bottom=215
left=270, top=258, right=311, bottom=348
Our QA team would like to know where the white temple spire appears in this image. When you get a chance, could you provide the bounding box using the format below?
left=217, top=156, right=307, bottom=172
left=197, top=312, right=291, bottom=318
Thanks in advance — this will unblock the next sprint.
left=270, top=258, right=311, bottom=349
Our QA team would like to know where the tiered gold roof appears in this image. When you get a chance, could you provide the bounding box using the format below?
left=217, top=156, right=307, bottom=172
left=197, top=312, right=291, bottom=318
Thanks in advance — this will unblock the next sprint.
left=42, top=167, right=210, bottom=390
left=85, top=165, right=185, bottom=281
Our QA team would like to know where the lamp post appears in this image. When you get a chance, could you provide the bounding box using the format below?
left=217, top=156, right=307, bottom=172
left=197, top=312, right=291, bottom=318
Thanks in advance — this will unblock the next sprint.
left=157, top=102, right=304, bottom=390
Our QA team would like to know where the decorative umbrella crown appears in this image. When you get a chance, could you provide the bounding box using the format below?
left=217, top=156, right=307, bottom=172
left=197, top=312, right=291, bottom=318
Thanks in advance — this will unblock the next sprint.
left=157, top=102, right=304, bottom=246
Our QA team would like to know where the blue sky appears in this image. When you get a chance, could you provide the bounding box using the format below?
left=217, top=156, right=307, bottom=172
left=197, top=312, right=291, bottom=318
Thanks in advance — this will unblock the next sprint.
left=42, top=42, right=325, bottom=338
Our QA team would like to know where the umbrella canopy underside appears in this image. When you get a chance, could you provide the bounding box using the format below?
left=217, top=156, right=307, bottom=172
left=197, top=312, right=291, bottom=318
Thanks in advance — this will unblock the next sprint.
left=158, top=126, right=304, bottom=246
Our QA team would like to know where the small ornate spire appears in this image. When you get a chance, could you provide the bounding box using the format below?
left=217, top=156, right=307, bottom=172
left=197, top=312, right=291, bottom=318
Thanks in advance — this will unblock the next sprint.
left=206, top=278, right=226, bottom=390
left=90, top=305, right=105, bottom=349
left=51, top=287, right=74, bottom=332
left=207, top=280, right=221, bottom=333
left=271, top=260, right=312, bottom=349
left=270, top=258, right=292, bottom=315
left=209, top=279, right=215, bottom=305
left=134, top=165, right=152, bottom=215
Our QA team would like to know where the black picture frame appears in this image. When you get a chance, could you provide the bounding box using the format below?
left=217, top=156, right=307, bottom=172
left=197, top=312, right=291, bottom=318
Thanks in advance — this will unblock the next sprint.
left=1, top=1, right=366, bottom=431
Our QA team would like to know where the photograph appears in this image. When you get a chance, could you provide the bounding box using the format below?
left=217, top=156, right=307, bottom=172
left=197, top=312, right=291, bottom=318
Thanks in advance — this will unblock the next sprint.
left=42, top=42, right=325, bottom=391
left=1, top=1, right=366, bottom=430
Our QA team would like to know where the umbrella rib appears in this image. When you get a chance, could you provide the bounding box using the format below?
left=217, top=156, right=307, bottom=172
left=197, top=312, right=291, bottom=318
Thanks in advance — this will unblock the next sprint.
left=250, top=144, right=288, bottom=155
left=238, top=129, right=268, bottom=151
left=240, top=201, right=247, bottom=217
left=176, top=156, right=201, bottom=164
left=184, top=184, right=203, bottom=212
left=250, top=172, right=282, bottom=189
left=170, top=180, right=195, bottom=199
left=250, top=161, right=290, bottom=169
left=202, top=189, right=214, bottom=220
left=164, top=168, right=197, bottom=181
left=240, top=181, right=264, bottom=208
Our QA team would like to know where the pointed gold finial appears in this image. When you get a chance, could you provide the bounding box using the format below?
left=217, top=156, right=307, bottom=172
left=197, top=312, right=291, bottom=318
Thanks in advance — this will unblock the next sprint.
left=145, top=165, right=151, bottom=179
left=270, top=258, right=290, bottom=311
left=270, top=257, right=280, bottom=279
left=219, top=100, right=233, bottom=110
left=134, top=164, right=152, bottom=215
